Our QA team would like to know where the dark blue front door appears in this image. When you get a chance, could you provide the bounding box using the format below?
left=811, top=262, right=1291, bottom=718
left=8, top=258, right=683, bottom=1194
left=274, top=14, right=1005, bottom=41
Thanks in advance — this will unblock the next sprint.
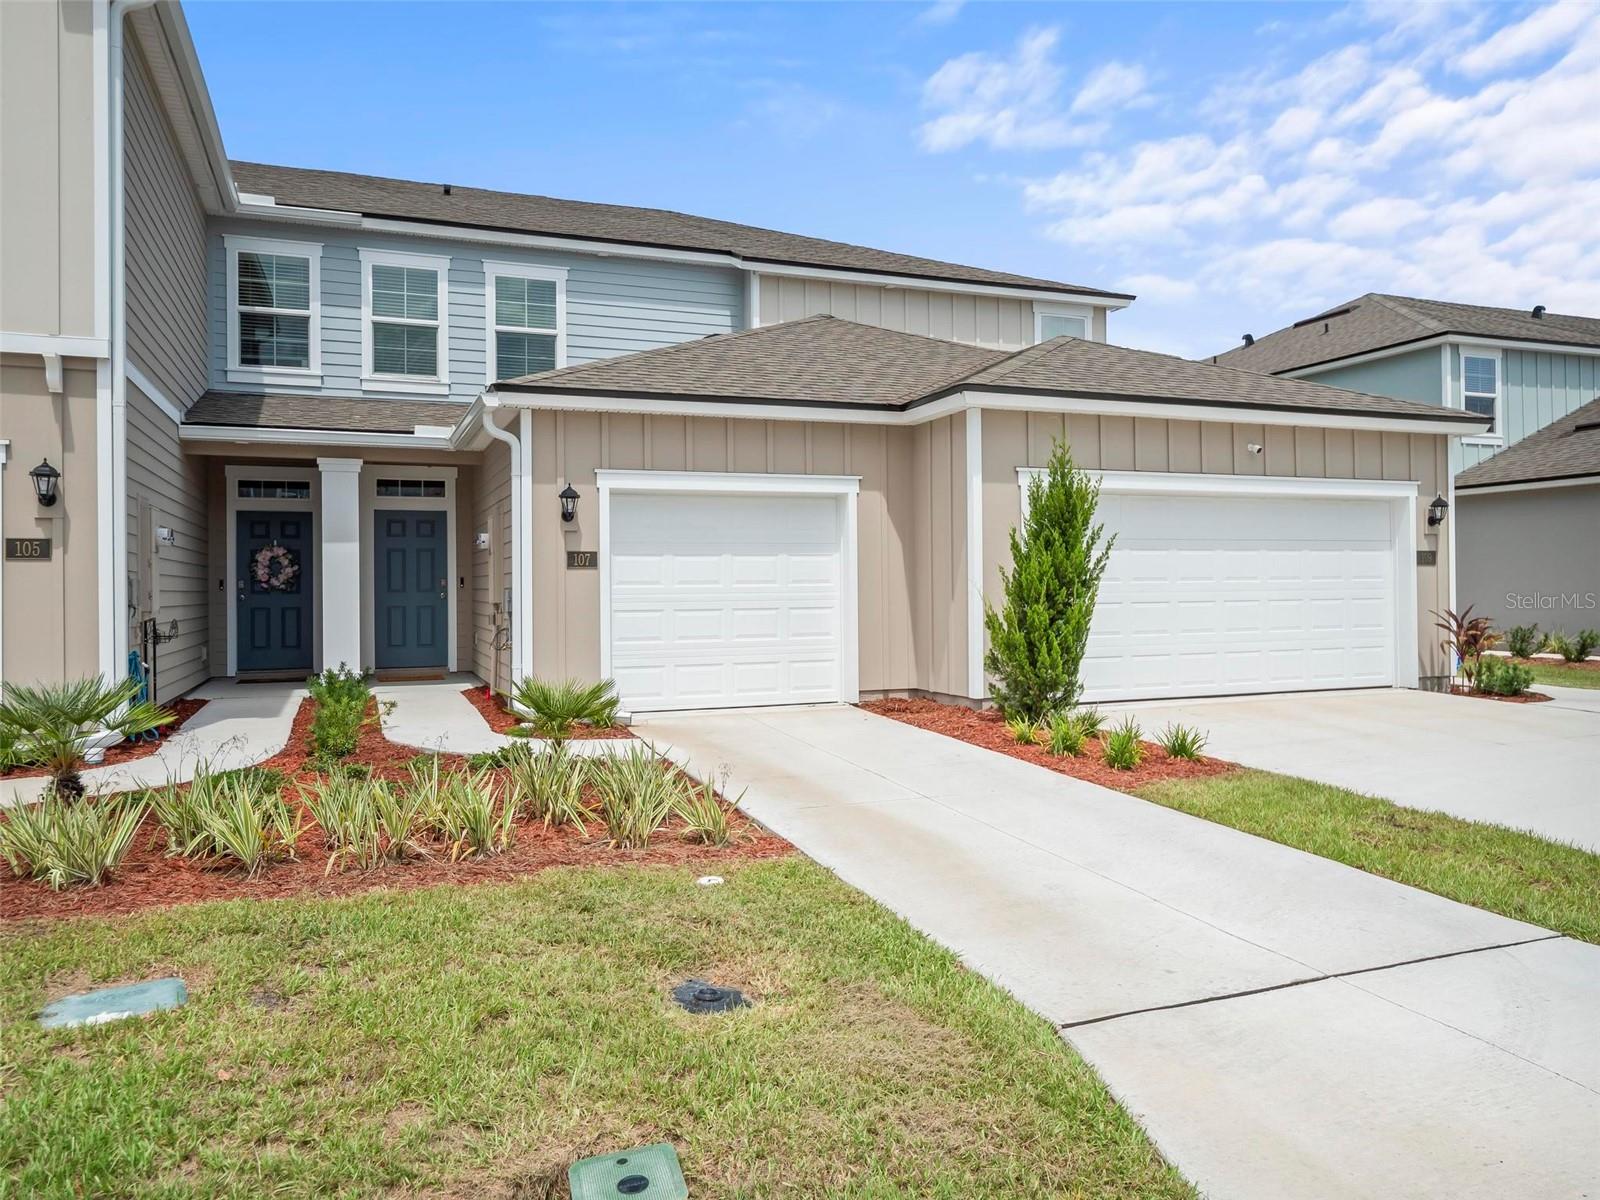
left=375, top=510, right=448, bottom=669
left=236, top=511, right=313, bottom=673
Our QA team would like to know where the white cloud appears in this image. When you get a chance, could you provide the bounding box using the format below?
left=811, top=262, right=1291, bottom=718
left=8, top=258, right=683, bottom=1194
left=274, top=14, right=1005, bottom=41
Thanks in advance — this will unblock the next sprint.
left=1070, top=61, right=1149, bottom=114
left=1121, top=273, right=1198, bottom=302
left=916, top=0, right=965, bottom=27
left=1457, top=0, right=1593, bottom=74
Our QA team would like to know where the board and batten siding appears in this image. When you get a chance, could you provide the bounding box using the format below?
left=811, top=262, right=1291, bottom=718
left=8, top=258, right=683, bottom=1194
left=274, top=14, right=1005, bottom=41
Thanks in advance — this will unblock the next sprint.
left=980, top=410, right=1455, bottom=680
left=1451, top=347, right=1600, bottom=473
left=206, top=220, right=742, bottom=404
left=758, top=274, right=1038, bottom=349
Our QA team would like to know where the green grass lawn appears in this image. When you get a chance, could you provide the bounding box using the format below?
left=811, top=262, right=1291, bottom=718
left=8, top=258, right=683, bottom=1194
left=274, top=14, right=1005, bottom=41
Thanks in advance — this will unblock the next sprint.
left=1137, top=770, right=1600, bottom=943
left=1524, top=661, right=1600, bottom=690
left=1, top=859, right=1191, bottom=1200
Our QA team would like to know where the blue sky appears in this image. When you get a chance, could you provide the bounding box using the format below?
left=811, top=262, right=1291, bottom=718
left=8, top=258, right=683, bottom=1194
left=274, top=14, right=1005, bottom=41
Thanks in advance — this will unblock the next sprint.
left=187, top=0, right=1599, bottom=358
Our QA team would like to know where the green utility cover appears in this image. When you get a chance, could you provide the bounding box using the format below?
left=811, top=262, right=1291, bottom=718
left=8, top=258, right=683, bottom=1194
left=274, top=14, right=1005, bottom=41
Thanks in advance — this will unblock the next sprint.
left=38, top=977, right=187, bottom=1028
left=568, top=1143, right=687, bottom=1200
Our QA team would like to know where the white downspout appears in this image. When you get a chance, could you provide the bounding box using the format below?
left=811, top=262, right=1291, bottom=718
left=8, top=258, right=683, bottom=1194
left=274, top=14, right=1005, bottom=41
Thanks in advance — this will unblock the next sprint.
left=480, top=400, right=528, bottom=691
left=0, top=440, right=8, bottom=687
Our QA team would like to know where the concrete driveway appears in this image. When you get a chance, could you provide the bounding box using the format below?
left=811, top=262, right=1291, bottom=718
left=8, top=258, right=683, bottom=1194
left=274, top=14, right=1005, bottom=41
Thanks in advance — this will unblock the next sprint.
left=1103, top=687, right=1600, bottom=852
left=639, top=705, right=1600, bottom=1200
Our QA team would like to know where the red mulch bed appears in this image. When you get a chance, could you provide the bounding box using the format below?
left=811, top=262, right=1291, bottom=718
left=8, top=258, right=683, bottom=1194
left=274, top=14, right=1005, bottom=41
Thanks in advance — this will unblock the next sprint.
left=1449, top=686, right=1552, bottom=704
left=1, top=697, right=789, bottom=924
left=1512, top=656, right=1600, bottom=673
left=0, top=698, right=208, bottom=781
left=859, top=697, right=1237, bottom=791
left=460, top=686, right=635, bottom=740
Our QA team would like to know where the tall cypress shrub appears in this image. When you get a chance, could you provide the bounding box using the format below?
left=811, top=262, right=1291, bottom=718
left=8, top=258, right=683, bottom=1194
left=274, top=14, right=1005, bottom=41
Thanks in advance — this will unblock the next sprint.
left=983, top=442, right=1113, bottom=722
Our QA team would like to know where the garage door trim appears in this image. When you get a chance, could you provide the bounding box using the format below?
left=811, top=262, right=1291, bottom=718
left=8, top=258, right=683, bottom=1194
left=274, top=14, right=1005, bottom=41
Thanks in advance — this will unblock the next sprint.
left=1017, top=468, right=1421, bottom=692
left=596, top=469, right=862, bottom=708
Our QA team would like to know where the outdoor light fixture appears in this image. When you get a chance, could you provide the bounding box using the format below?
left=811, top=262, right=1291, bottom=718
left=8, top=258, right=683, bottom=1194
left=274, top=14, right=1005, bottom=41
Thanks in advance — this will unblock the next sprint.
left=1427, top=492, right=1449, bottom=527
left=29, top=458, right=61, bottom=507
left=558, top=483, right=580, bottom=522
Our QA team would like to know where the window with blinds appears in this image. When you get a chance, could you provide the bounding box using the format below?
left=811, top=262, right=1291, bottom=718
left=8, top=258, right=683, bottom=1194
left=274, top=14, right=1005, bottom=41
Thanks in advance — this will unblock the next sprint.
left=491, top=274, right=561, bottom=380
left=237, top=251, right=311, bottom=368
left=1463, top=354, right=1498, bottom=434
left=371, top=263, right=441, bottom=377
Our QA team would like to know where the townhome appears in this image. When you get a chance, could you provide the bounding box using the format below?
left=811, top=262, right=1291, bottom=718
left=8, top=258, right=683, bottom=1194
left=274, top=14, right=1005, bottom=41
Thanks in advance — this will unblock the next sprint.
left=2, top=0, right=1487, bottom=716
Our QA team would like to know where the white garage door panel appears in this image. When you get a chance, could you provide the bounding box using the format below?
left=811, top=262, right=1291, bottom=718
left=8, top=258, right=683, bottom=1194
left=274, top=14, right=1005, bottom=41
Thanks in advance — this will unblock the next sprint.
left=609, top=492, right=844, bottom=712
left=1082, top=493, right=1397, bottom=701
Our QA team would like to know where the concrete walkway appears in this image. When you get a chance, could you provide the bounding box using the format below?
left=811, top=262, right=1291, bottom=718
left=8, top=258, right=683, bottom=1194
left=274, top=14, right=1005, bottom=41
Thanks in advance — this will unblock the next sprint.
left=0, top=679, right=303, bottom=805
left=1104, top=688, right=1600, bottom=852
left=639, top=705, right=1600, bottom=1200
left=374, top=676, right=634, bottom=757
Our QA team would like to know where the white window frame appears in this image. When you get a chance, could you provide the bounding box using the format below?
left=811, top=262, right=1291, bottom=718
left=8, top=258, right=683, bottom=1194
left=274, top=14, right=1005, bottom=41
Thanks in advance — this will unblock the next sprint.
left=360, top=247, right=451, bottom=395
left=1033, top=301, right=1093, bottom=344
left=483, top=260, right=568, bottom=383
left=1460, top=349, right=1503, bottom=446
left=225, top=235, right=322, bottom=384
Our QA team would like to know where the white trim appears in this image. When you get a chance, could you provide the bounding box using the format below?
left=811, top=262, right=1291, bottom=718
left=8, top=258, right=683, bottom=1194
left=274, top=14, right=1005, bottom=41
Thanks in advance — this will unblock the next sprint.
left=753, top=261, right=1132, bottom=309
left=317, top=457, right=363, bottom=672
left=0, top=332, right=111, bottom=359
left=223, top=234, right=323, bottom=384
left=1284, top=333, right=1600, bottom=379
left=964, top=408, right=984, bottom=699
left=480, top=260, right=567, bottom=384
left=479, top=404, right=530, bottom=688
left=224, top=464, right=320, bottom=677
left=359, top=465, right=458, bottom=673
left=0, top=439, right=8, bottom=688
left=359, top=247, right=451, bottom=395
left=1016, top=467, right=1422, bottom=690
left=125, top=362, right=184, bottom=425
left=1458, top=348, right=1504, bottom=447
left=1446, top=457, right=1457, bottom=620
left=1033, top=301, right=1092, bottom=344
left=93, top=2, right=110, bottom=342
left=594, top=469, right=862, bottom=706
left=1456, top=475, right=1600, bottom=496
left=744, top=271, right=761, bottom=330
left=180, top=423, right=455, bottom=451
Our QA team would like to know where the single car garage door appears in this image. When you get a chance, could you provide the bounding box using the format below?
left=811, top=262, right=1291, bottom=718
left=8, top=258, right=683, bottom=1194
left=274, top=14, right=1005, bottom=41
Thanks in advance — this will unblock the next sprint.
left=1082, top=490, right=1399, bottom=701
left=607, top=490, right=846, bottom=712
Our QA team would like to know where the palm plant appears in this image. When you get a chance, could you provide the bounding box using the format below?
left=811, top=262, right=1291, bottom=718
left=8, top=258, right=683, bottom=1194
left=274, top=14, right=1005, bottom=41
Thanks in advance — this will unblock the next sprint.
left=0, top=676, right=172, bottom=798
left=1433, top=607, right=1499, bottom=687
left=511, top=677, right=620, bottom=740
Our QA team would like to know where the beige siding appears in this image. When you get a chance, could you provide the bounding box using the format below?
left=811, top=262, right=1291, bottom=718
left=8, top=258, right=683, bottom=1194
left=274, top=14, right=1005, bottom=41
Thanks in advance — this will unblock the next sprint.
left=982, top=412, right=1456, bottom=680
left=471, top=444, right=513, bottom=692
left=759, top=275, right=1033, bottom=349
left=0, top=0, right=99, bottom=340
left=0, top=357, right=101, bottom=685
left=126, top=385, right=208, bottom=700
left=123, top=37, right=208, bottom=409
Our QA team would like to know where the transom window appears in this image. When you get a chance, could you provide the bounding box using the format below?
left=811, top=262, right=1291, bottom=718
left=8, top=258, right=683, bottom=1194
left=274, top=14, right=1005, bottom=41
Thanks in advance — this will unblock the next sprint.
left=375, top=478, right=446, bottom=498
left=1463, top=353, right=1499, bottom=435
left=236, top=479, right=311, bottom=500
left=484, top=262, right=567, bottom=382
left=1034, top=303, right=1091, bottom=343
left=361, top=249, right=450, bottom=392
left=225, top=236, right=322, bottom=380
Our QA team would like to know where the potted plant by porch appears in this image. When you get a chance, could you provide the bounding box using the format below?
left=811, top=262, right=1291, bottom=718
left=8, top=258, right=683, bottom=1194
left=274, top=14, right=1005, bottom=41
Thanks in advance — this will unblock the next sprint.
left=0, top=676, right=172, bottom=798
left=984, top=442, right=1114, bottom=724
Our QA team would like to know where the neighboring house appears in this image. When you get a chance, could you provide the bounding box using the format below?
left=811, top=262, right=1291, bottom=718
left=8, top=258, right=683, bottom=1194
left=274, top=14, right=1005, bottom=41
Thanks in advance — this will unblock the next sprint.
left=1209, top=294, right=1600, bottom=476
left=2, top=1, right=1484, bottom=715
left=1454, top=399, right=1600, bottom=634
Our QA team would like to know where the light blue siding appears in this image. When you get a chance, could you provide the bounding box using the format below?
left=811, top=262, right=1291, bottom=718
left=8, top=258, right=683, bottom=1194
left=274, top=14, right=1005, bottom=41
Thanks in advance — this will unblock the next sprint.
left=1448, top=346, right=1599, bottom=472
left=207, top=218, right=741, bottom=404
left=1306, top=347, right=1443, bottom=408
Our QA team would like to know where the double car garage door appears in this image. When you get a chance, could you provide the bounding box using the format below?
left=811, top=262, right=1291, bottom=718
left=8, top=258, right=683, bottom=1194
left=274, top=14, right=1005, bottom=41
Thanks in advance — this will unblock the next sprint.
left=604, top=481, right=1401, bottom=712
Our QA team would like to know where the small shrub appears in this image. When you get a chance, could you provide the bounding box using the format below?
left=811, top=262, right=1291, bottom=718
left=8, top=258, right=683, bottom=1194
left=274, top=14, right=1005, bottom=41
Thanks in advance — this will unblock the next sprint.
left=1475, top=657, right=1534, bottom=697
left=1101, top=717, right=1144, bottom=770
left=504, top=742, right=591, bottom=831
left=1006, top=715, right=1040, bottom=746
left=1046, top=712, right=1087, bottom=757
left=590, top=746, right=676, bottom=849
left=1556, top=629, right=1600, bottom=662
left=302, top=773, right=383, bottom=873
left=511, top=677, right=620, bottom=741
left=1156, top=723, right=1207, bottom=761
left=0, top=792, right=149, bottom=889
left=0, top=675, right=171, bottom=798
left=1504, top=624, right=1543, bottom=659
left=673, top=769, right=737, bottom=847
left=432, top=769, right=515, bottom=860
left=306, top=664, right=371, bottom=759
left=1068, top=706, right=1106, bottom=738
left=183, top=772, right=302, bottom=874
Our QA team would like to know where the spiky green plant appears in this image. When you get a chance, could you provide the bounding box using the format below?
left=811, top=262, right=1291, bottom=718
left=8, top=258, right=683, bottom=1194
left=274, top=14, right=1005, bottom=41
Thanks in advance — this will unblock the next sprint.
left=1551, top=629, right=1600, bottom=663
left=983, top=442, right=1114, bottom=724
left=1067, top=706, right=1106, bottom=738
left=373, top=774, right=431, bottom=862
left=673, top=769, right=736, bottom=846
left=0, top=792, right=149, bottom=890
left=1006, top=716, right=1040, bottom=746
left=1046, top=712, right=1087, bottom=757
left=1156, top=723, right=1207, bottom=761
left=431, top=769, right=515, bottom=860
left=590, top=746, right=676, bottom=849
left=503, top=742, right=591, bottom=831
left=301, top=773, right=383, bottom=874
left=1101, top=717, right=1145, bottom=771
left=182, top=772, right=302, bottom=874
left=511, top=677, right=620, bottom=740
left=0, top=675, right=172, bottom=797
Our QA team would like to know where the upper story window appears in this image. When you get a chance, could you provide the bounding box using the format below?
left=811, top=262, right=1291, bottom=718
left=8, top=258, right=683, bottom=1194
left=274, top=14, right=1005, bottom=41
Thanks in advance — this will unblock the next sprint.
left=484, top=261, right=568, bottom=381
left=1034, top=303, right=1091, bottom=342
left=225, top=236, right=322, bottom=382
left=1462, top=353, right=1500, bottom=438
left=360, top=248, right=450, bottom=394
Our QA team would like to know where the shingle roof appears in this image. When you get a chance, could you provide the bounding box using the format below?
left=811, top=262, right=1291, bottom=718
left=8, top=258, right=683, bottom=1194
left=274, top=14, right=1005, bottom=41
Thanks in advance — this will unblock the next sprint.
left=1456, top=397, right=1600, bottom=489
left=496, top=315, right=1484, bottom=425
left=1209, top=294, right=1600, bottom=375
left=183, top=391, right=467, bottom=434
left=231, top=161, right=1128, bottom=300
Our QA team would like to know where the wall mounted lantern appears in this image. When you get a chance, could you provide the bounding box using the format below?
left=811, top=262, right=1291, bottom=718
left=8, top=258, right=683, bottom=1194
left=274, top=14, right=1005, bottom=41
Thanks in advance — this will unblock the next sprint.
left=29, top=458, right=61, bottom=507
left=1426, top=492, right=1449, bottom=527
left=558, top=483, right=580, bottom=523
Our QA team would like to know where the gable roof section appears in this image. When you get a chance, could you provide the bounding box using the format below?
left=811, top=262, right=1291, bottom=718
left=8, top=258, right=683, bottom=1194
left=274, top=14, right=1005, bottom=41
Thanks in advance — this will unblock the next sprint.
left=494, top=315, right=1484, bottom=425
left=230, top=161, right=1129, bottom=300
left=1456, top=397, right=1600, bottom=489
left=1209, top=294, right=1600, bottom=375
left=184, top=391, right=466, bottom=434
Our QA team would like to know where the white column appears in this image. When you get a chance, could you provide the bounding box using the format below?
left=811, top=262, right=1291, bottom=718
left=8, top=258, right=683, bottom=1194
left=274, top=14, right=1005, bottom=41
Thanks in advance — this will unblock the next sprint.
left=0, top=439, right=8, bottom=687
left=317, top=457, right=363, bottom=672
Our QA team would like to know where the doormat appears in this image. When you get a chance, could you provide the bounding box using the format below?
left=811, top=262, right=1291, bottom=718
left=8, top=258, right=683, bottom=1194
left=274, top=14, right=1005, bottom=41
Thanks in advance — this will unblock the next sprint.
left=375, top=670, right=446, bottom=682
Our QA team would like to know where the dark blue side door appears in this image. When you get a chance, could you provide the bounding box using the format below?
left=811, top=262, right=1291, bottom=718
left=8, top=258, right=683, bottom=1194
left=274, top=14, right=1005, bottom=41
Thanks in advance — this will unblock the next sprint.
left=236, top=511, right=313, bottom=673
left=375, top=510, right=448, bottom=669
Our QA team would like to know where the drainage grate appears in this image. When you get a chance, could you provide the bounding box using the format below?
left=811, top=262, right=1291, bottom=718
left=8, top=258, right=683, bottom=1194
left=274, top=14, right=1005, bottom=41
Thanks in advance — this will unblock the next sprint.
left=670, top=979, right=749, bottom=1014
left=568, top=1143, right=688, bottom=1200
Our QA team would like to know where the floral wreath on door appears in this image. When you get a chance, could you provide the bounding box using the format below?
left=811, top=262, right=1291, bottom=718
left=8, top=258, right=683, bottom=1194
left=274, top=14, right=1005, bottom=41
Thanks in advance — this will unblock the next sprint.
left=251, top=542, right=300, bottom=592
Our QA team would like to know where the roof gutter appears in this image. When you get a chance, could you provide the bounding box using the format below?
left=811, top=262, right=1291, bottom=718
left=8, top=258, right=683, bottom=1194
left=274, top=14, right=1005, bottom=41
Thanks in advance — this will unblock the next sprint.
left=479, top=397, right=533, bottom=689
left=1276, top=332, right=1600, bottom=378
